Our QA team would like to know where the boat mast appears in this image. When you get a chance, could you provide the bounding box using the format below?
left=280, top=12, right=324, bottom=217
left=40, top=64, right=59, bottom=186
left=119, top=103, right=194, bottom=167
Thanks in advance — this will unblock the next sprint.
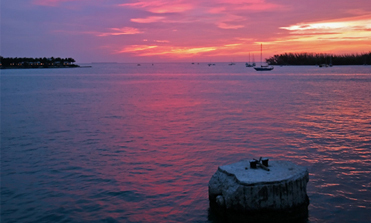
left=260, top=44, right=263, bottom=65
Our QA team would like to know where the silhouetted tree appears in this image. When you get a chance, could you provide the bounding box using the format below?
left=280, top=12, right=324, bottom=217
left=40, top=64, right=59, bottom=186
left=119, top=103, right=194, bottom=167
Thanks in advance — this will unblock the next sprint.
left=0, top=56, right=79, bottom=68
left=266, top=52, right=371, bottom=65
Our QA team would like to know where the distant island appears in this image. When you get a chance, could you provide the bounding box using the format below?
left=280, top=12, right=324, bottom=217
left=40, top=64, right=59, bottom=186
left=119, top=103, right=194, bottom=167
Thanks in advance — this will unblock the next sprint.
left=0, top=56, right=80, bottom=69
left=266, top=52, right=371, bottom=66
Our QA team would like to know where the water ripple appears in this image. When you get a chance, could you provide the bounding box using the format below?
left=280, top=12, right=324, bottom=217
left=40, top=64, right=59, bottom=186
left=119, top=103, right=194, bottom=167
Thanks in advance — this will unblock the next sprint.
left=1, top=65, right=371, bottom=222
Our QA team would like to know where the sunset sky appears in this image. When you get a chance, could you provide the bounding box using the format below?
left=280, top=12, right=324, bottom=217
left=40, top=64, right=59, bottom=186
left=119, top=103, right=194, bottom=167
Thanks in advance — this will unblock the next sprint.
left=1, top=0, right=371, bottom=63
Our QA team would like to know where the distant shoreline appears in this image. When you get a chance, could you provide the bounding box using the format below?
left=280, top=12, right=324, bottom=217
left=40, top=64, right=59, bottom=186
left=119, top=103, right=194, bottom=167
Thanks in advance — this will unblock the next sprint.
left=266, top=52, right=371, bottom=66
left=0, top=56, right=88, bottom=69
left=0, top=65, right=85, bottom=69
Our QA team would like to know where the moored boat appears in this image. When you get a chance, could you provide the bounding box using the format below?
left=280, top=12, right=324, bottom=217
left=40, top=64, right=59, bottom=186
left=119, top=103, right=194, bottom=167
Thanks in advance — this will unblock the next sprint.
left=254, top=65, right=274, bottom=71
left=254, top=44, right=274, bottom=71
left=246, top=52, right=255, bottom=67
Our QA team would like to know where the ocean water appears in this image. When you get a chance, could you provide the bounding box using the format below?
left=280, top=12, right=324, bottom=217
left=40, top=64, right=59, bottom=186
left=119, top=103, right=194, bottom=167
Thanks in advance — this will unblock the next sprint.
left=1, top=63, right=371, bottom=222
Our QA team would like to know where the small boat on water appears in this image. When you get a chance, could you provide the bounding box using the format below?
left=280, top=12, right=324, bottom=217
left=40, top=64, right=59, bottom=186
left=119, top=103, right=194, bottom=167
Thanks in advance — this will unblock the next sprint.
left=254, top=44, right=274, bottom=71
left=319, top=56, right=332, bottom=67
left=246, top=52, right=255, bottom=67
left=254, top=65, right=274, bottom=71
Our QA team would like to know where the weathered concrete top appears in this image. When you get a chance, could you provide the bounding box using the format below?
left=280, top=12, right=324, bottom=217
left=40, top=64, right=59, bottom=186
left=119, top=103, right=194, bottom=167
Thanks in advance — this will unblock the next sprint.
left=218, top=160, right=308, bottom=186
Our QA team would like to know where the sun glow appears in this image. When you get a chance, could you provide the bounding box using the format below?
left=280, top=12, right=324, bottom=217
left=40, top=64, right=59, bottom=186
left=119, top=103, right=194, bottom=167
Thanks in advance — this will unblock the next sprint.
left=280, top=16, right=371, bottom=39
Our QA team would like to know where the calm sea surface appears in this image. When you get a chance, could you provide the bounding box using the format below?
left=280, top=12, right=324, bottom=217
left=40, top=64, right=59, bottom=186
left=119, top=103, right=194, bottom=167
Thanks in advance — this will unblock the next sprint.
left=1, top=63, right=371, bottom=222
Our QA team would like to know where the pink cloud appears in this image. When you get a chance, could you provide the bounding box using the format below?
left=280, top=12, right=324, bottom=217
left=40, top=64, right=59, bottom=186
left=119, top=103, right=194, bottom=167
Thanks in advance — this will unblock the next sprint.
left=32, top=0, right=73, bottom=6
left=121, top=0, right=281, bottom=15
left=121, top=0, right=281, bottom=33
left=131, top=16, right=165, bottom=23
left=7, top=0, right=370, bottom=63
left=154, top=40, right=170, bottom=43
left=208, top=7, right=226, bottom=14
left=218, top=23, right=244, bottom=29
left=211, top=0, right=280, bottom=10
left=120, top=1, right=193, bottom=13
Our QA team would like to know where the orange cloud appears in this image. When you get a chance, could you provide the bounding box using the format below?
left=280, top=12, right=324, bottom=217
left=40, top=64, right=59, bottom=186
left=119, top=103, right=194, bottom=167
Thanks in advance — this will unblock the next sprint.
left=116, top=41, right=258, bottom=58
left=116, top=44, right=218, bottom=57
left=97, top=27, right=143, bottom=36
left=252, top=16, right=371, bottom=56
left=167, top=47, right=217, bottom=55
left=224, top=43, right=242, bottom=47
left=117, top=45, right=158, bottom=53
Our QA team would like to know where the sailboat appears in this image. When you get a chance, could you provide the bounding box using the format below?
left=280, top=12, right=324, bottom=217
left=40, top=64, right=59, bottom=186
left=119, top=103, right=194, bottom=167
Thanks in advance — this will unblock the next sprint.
left=254, top=44, right=274, bottom=71
left=246, top=52, right=255, bottom=67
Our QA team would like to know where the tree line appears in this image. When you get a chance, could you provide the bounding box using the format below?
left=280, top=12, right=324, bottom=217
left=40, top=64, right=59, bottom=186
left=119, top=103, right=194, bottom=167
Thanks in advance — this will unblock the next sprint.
left=0, top=56, right=78, bottom=68
left=266, top=52, right=371, bottom=65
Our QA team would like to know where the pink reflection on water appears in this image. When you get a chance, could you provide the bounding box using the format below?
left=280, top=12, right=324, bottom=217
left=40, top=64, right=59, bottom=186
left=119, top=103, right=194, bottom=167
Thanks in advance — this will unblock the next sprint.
left=78, top=72, right=371, bottom=221
left=91, top=78, right=214, bottom=221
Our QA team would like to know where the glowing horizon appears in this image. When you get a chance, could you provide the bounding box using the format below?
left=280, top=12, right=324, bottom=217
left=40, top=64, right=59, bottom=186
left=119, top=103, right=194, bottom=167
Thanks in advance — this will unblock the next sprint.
left=1, top=0, right=370, bottom=62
